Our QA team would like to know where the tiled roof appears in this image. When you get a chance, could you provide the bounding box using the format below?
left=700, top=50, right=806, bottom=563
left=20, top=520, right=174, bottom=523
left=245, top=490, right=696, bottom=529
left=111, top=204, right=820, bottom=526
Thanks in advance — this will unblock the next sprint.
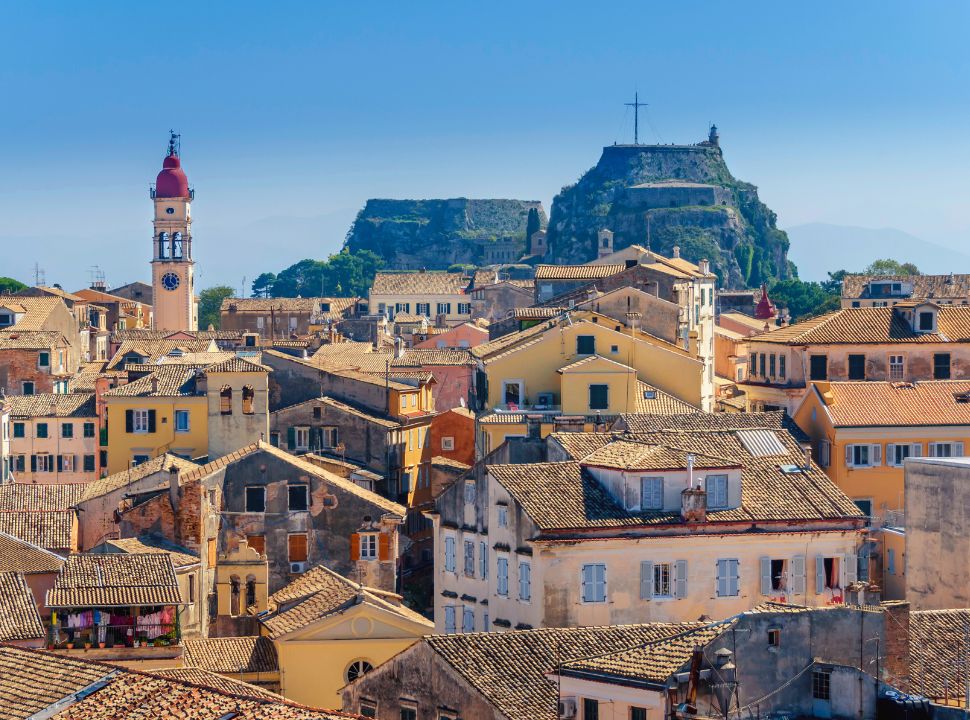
left=0, top=512, right=75, bottom=553
left=5, top=392, right=96, bottom=418
left=102, top=535, right=199, bottom=569
left=80, top=454, right=199, bottom=502
left=0, top=531, right=65, bottom=574
left=110, top=329, right=243, bottom=342
left=511, top=306, right=566, bottom=319
left=106, top=338, right=216, bottom=369
left=220, top=296, right=359, bottom=315
left=156, top=350, right=236, bottom=366
left=430, top=456, right=472, bottom=470
left=488, top=427, right=861, bottom=531
left=149, top=668, right=283, bottom=700
left=0, top=571, right=45, bottom=641
left=471, top=316, right=555, bottom=360
left=548, top=432, right=616, bottom=459
left=425, top=623, right=704, bottom=720
left=203, top=356, right=269, bottom=373
left=580, top=440, right=737, bottom=471
left=393, top=348, right=477, bottom=366
left=615, top=410, right=803, bottom=437
left=813, top=380, right=970, bottom=427
left=560, top=623, right=731, bottom=686
left=182, top=635, right=279, bottom=674
left=371, top=271, right=469, bottom=296
left=0, top=330, right=64, bottom=350
left=0, top=645, right=110, bottom=720
left=0, top=483, right=84, bottom=512
left=636, top=382, right=700, bottom=414
left=0, top=296, right=63, bottom=330
left=842, top=274, right=970, bottom=300
left=558, top=354, right=633, bottom=374
left=47, top=553, right=183, bottom=608
left=102, top=365, right=202, bottom=397
left=751, top=306, right=970, bottom=345
left=909, top=609, right=970, bottom=700
left=534, top=264, right=625, bottom=280
left=311, top=343, right=393, bottom=372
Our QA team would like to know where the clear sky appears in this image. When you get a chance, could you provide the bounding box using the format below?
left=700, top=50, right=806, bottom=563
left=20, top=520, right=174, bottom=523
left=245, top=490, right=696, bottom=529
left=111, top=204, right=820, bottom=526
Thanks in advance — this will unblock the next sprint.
left=2, top=1, right=968, bottom=292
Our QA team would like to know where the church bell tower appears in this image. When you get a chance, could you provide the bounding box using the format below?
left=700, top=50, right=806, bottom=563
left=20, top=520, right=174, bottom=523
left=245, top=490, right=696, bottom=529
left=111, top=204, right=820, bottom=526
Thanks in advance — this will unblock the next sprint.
left=151, top=131, right=198, bottom=332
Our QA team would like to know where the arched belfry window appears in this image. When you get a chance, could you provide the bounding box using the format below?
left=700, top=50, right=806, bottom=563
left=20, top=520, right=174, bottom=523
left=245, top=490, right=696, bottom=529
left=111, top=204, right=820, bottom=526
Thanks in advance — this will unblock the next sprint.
left=159, top=232, right=169, bottom=259
left=172, top=232, right=183, bottom=259
left=229, top=575, right=241, bottom=616
left=220, top=385, right=233, bottom=415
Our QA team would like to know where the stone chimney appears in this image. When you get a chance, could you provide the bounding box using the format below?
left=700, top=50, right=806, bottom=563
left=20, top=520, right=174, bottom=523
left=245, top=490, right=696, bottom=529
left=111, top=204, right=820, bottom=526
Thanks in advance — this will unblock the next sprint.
left=699, top=259, right=710, bottom=275
left=394, top=336, right=405, bottom=359
left=681, top=459, right=707, bottom=522
left=712, top=648, right=736, bottom=715
left=168, top=464, right=181, bottom=515
left=882, top=601, right=911, bottom=691
left=672, top=245, right=681, bottom=259
left=150, top=375, right=159, bottom=394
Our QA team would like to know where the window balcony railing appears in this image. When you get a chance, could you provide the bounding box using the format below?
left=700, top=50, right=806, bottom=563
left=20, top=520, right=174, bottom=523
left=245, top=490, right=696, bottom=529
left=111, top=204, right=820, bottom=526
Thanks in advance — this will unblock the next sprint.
left=497, top=403, right=562, bottom=413
left=48, top=622, right=179, bottom=650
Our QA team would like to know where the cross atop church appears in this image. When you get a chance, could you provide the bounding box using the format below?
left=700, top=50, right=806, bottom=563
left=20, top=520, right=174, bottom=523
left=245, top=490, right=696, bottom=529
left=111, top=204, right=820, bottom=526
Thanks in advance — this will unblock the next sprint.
left=624, top=93, right=648, bottom=145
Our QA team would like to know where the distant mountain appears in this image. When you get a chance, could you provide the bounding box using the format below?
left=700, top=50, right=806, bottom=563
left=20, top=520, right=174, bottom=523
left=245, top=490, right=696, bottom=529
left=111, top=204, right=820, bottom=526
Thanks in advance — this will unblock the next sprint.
left=786, top=223, right=970, bottom=280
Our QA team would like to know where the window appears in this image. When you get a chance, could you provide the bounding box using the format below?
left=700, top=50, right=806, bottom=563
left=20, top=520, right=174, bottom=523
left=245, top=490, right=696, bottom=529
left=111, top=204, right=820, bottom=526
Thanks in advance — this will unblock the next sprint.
left=809, top=355, right=828, bottom=380
left=12, top=423, right=23, bottom=438
left=59, top=422, right=73, bottom=439
left=759, top=353, right=765, bottom=377
left=416, top=303, right=430, bottom=316
left=576, top=335, right=596, bottom=355
left=918, top=311, right=935, bottom=331
left=929, top=442, right=964, bottom=457
left=812, top=669, right=831, bottom=700
left=247, top=535, right=266, bottom=556
left=441, top=436, right=455, bottom=451
left=245, top=486, right=266, bottom=513
left=497, top=556, right=509, bottom=595
left=644, top=561, right=673, bottom=598
left=360, top=703, right=377, bottom=719
left=288, top=485, right=309, bottom=511
left=462, top=605, right=474, bottom=633
left=583, top=698, right=599, bottom=720
left=346, top=660, right=373, bottom=683
left=887, top=548, right=896, bottom=575
left=817, top=440, right=831, bottom=468
left=22, top=382, right=34, bottom=395
left=817, top=556, right=842, bottom=591
left=83, top=422, right=95, bottom=438
left=444, top=535, right=456, bottom=572
left=130, top=409, right=152, bottom=433
left=769, top=354, right=776, bottom=377
left=457, top=303, right=471, bottom=315
left=848, top=354, right=866, bottom=380
left=288, top=533, right=308, bottom=563
left=640, top=477, right=663, bottom=510
left=83, top=455, right=96, bottom=472
left=38, top=351, right=50, bottom=367
left=132, top=454, right=150, bottom=466
left=588, top=384, right=609, bottom=410
left=395, top=302, right=411, bottom=314
left=581, top=563, right=607, bottom=603
left=497, top=505, right=508, bottom=527
left=401, top=708, right=417, bottom=720
left=889, top=355, right=904, bottom=380
left=779, top=355, right=786, bottom=379
left=888, top=443, right=920, bottom=466
left=518, top=561, right=531, bottom=601
left=175, top=410, right=190, bottom=433
left=36, top=423, right=48, bottom=439
left=706, top=475, right=728, bottom=509
left=749, top=353, right=757, bottom=377
left=444, top=605, right=456, bottom=633
left=479, top=542, right=487, bottom=578
left=716, top=558, right=740, bottom=597
left=934, top=353, right=951, bottom=379
left=294, top=426, right=310, bottom=450
left=854, top=499, right=873, bottom=518
left=242, top=386, right=255, bottom=414
left=846, top=444, right=881, bottom=468
left=463, top=540, right=475, bottom=576
left=360, top=533, right=378, bottom=560
left=761, top=558, right=788, bottom=593
left=630, top=708, right=647, bottom=720
left=436, top=302, right=451, bottom=315
left=767, top=629, right=781, bottom=648
left=220, top=386, right=233, bottom=414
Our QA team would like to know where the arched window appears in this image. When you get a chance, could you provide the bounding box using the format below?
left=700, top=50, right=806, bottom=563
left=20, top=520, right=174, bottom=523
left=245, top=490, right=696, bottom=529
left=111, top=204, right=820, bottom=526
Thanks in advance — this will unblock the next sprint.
left=229, top=576, right=240, bottom=617
left=346, top=659, right=373, bottom=683
left=159, top=232, right=169, bottom=259
left=242, top=385, right=255, bottom=415
left=245, top=575, right=257, bottom=608
left=220, top=386, right=233, bottom=415
left=172, top=232, right=183, bottom=259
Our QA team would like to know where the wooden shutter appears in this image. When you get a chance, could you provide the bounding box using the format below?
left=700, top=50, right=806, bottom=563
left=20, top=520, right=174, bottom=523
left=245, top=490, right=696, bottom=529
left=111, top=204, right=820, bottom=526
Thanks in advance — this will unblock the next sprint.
left=288, top=533, right=308, bottom=562
left=729, top=560, right=739, bottom=597
left=125, top=409, right=134, bottom=433
left=843, top=554, right=858, bottom=585
left=207, top=538, right=217, bottom=566
left=870, top=444, right=881, bottom=466
left=350, top=533, right=361, bottom=561
left=640, top=561, right=654, bottom=599
left=910, top=443, right=922, bottom=458
left=287, top=427, right=296, bottom=450
left=716, top=560, right=728, bottom=597
left=247, top=535, right=265, bottom=556
left=791, top=555, right=806, bottom=595
left=56, top=455, right=63, bottom=473
left=625, top=483, right=639, bottom=510
left=845, top=444, right=853, bottom=466
left=674, top=560, right=688, bottom=599
left=815, top=556, right=826, bottom=594
left=886, top=444, right=896, bottom=466
left=760, top=556, right=772, bottom=596
left=378, top=533, right=391, bottom=561
left=30, top=455, right=37, bottom=472
left=147, top=410, right=157, bottom=433
left=956, top=442, right=965, bottom=456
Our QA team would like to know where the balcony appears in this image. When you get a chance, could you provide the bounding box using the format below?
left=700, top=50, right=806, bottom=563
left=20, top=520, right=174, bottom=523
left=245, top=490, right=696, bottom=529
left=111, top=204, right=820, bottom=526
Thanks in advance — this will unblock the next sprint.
left=496, top=403, right=562, bottom=414
left=46, top=621, right=181, bottom=661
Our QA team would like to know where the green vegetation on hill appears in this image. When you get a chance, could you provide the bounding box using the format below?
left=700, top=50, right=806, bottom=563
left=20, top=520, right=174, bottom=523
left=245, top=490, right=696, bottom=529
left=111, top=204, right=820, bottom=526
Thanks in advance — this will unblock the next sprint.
left=0, top=277, right=27, bottom=294
left=251, top=249, right=384, bottom=298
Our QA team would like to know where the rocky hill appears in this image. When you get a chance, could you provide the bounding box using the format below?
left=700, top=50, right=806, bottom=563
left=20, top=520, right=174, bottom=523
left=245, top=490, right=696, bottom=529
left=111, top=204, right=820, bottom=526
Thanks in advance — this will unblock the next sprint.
left=546, top=133, right=792, bottom=288
left=344, top=198, right=546, bottom=270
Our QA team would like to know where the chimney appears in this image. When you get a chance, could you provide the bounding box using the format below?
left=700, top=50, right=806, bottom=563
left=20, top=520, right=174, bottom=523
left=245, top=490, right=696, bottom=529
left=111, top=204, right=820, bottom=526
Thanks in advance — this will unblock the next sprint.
left=167, top=463, right=180, bottom=512
left=687, top=454, right=695, bottom=487
left=699, top=259, right=710, bottom=275
left=712, top=648, right=736, bottom=716
left=150, top=376, right=159, bottom=394
left=672, top=245, right=681, bottom=259
left=394, top=336, right=405, bottom=359
left=801, top=444, right=812, bottom=470
left=681, top=473, right=707, bottom=523
left=882, top=601, right=912, bottom=691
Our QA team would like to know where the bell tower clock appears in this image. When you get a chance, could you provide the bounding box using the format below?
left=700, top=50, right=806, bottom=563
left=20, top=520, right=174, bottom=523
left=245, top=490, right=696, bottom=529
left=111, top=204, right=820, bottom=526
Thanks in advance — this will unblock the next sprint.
left=150, top=131, right=198, bottom=332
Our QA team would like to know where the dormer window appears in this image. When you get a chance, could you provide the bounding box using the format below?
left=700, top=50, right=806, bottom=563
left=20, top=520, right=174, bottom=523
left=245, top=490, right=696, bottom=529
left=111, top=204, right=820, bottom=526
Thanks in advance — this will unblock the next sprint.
left=0, top=313, right=12, bottom=327
left=918, top=311, right=935, bottom=332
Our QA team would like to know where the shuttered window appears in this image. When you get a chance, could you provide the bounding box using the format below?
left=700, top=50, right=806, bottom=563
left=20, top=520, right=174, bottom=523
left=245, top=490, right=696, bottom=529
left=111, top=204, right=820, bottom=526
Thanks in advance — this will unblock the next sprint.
left=288, top=533, right=308, bottom=563
left=581, top=563, right=607, bottom=603
left=640, top=477, right=663, bottom=510
left=705, top=475, right=728, bottom=509
left=716, top=558, right=740, bottom=597
left=518, top=561, right=531, bottom=602
left=497, top=556, right=509, bottom=596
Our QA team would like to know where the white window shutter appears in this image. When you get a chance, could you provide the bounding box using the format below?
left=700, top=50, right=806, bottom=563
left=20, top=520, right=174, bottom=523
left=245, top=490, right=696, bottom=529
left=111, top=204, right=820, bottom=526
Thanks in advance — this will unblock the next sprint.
left=871, top=444, right=882, bottom=466
left=815, top=556, right=826, bottom=594
left=845, top=444, right=854, bottom=467
left=674, top=560, right=688, bottom=599
left=956, top=442, right=965, bottom=456
left=844, top=554, right=858, bottom=585
left=716, top=560, right=727, bottom=597
left=625, top=482, right=639, bottom=510
left=928, top=443, right=937, bottom=457
left=640, top=561, right=654, bottom=600
left=791, top=555, right=806, bottom=595
left=910, top=443, right=922, bottom=458
left=760, top=557, right=772, bottom=595
left=886, top=444, right=896, bottom=466
left=729, top=560, right=740, bottom=596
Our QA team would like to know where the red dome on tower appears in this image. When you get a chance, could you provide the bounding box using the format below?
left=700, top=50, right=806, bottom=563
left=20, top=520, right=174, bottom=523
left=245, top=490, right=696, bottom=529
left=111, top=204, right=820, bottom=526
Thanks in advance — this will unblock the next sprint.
left=754, top=283, right=776, bottom=320
left=154, top=133, right=191, bottom=199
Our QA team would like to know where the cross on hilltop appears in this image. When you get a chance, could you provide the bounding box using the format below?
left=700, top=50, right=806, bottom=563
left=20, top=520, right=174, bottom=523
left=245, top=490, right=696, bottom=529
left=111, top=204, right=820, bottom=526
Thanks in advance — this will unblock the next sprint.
left=624, top=93, right=648, bottom=145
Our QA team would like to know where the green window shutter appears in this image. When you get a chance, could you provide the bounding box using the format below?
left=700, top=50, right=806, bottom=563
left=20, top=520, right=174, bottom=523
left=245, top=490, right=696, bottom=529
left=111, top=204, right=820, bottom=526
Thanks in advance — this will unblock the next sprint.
left=147, top=410, right=157, bottom=433
left=287, top=427, right=296, bottom=450
left=125, top=410, right=134, bottom=433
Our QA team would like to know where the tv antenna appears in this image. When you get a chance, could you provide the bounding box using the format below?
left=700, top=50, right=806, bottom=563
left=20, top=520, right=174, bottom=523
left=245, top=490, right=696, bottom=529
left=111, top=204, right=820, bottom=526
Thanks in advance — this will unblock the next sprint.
left=625, top=92, right=649, bottom=145
left=33, top=262, right=46, bottom=287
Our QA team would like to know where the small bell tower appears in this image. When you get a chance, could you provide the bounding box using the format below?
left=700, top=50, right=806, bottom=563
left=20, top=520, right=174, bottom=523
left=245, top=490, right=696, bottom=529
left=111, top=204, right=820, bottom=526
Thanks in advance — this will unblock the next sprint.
left=150, top=131, right=198, bottom=331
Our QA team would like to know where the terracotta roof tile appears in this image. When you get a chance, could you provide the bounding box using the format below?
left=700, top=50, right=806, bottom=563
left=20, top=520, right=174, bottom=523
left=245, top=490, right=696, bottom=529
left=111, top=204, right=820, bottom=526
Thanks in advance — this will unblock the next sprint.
left=635, top=382, right=700, bottom=414
left=5, top=392, right=96, bottom=418
left=149, top=667, right=283, bottom=700
left=534, top=264, right=626, bottom=280
left=0, top=645, right=110, bottom=720
left=842, top=274, right=970, bottom=300
left=103, top=365, right=202, bottom=397
left=80, top=454, right=199, bottom=502
left=0, top=296, right=63, bottom=330
left=0, top=571, right=45, bottom=641
left=580, top=440, right=737, bottom=472
left=0, top=330, right=64, bottom=350
left=814, top=380, right=970, bottom=427
left=47, top=553, right=183, bottom=608
left=106, top=338, right=216, bottom=369
left=220, top=296, right=359, bottom=316
left=371, top=271, right=470, bottom=296
left=0, top=512, right=75, bottom=553
left=393, top=348, right=476, bottom=366
left=909, top=608, right=970, bottom=701
left=101, top=535, right=199, bottom=569
left=0, top=532, right=66, bottom=574
left=751, top=306, right=970, bottom=345
left=182, top=635, right=279, bottom=674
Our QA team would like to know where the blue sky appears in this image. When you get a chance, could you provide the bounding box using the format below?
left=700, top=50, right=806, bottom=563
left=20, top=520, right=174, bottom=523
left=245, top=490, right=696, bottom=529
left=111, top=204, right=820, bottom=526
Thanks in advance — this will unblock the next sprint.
left=1, top=2, right=968, bottom=291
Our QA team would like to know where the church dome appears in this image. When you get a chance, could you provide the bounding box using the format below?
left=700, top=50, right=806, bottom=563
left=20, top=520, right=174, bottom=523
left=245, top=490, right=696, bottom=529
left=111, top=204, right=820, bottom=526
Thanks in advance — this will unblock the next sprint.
left=155, top=152, right=190, bottom=199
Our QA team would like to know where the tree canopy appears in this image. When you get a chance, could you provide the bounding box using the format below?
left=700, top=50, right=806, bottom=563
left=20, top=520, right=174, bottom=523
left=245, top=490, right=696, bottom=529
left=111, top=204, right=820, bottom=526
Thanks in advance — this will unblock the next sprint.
left=0, top=277, right=27, bottom=294
left=257, top=250, right=383, bottom=298
left=198, top=285, right=234, bottom=330
left=862, top=258, right=921, bottom=276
